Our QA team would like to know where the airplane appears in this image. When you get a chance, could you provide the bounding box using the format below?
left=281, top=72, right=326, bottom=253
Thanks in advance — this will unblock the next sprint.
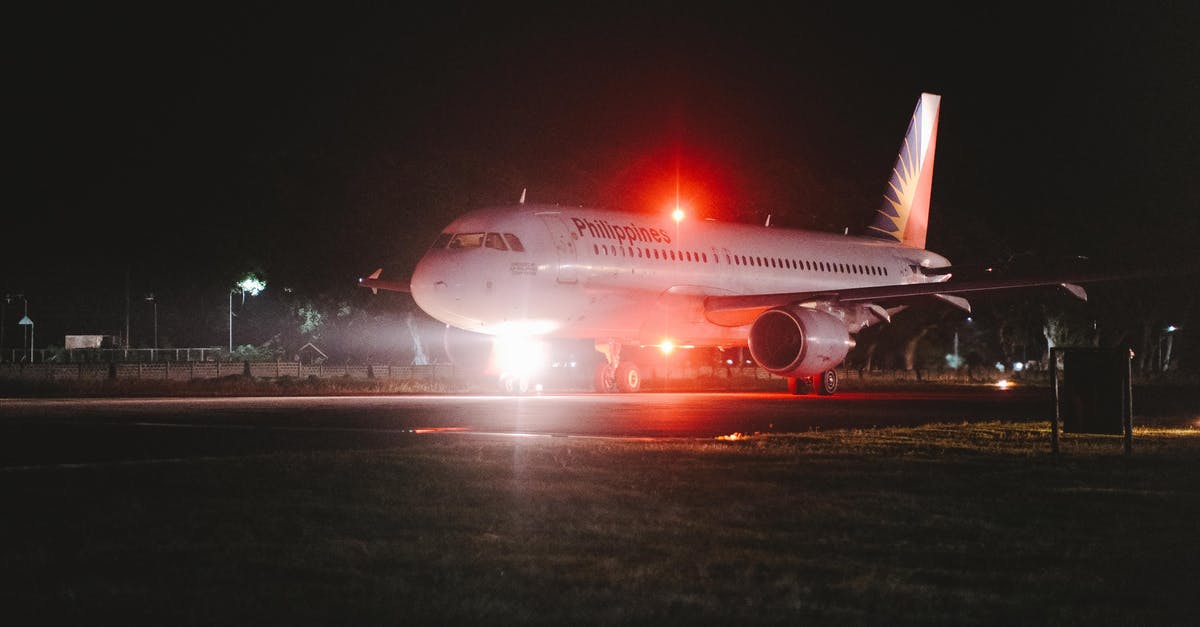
left=361, top=93, right=1092, bottom=394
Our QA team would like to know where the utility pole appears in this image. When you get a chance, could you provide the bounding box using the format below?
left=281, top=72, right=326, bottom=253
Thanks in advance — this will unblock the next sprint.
left=125, top=267, right=131, bottom=348
left=145, top=294, right=158, bottom=352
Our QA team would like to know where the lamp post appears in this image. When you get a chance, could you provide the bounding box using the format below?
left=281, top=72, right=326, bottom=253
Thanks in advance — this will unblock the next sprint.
left=18, top=302, right=33, bottom=363
left=228, top=274, right=266, bottom=354
left=1162, top=325, right=1179, bottom=372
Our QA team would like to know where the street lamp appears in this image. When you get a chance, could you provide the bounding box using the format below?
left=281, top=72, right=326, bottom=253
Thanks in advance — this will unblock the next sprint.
left=228, top=274, right=266, bottom=353
left=18, top=308, right=33, bottom=363
left=1162, top=324, right=1180, bottom=372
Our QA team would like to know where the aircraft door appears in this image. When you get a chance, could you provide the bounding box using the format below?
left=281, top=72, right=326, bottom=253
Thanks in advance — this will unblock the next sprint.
left=537, top=213, right=579, bottom=284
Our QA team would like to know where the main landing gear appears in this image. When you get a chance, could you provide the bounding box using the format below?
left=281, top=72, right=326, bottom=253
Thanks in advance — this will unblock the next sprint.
left=594, top=341, right=641, bottom=393
left=787, top=369, right=839, bottom=396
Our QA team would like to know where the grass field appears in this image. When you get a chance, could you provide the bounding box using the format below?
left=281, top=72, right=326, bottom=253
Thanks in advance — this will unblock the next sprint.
left=3, top=418, right=1199, bottom=625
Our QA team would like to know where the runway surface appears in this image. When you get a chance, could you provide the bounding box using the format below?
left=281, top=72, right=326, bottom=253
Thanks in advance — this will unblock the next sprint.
left=0, top=389, right=1058, bottom=468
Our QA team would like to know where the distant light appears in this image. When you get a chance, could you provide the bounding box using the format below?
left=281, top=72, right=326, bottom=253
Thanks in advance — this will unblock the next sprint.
left=1166, top=325, right=1178, bottom=333
left=658, top=339, right=676, bottom=355
left=1013, top=362, right=1024, bottom=372
left=996, top=379, right=1013, bottom=390
left=534, top=384, right=544, bottom=393
left=725, top=359, right=734, bottom=365
left=715, top=432, right=749, bottom=441
left=995, top=362, right=1006, bottom=372
left=966, top=317, right=973, bottom=323
left=672, top=208, right=685, bottom=223
left=238, top=275, right=266, bottom=296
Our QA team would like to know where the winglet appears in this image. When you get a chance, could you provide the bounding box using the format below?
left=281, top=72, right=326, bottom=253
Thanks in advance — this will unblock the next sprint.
left=867, top=93, right=941, bottom=249
left=1061, top=283, right=1087, bottom=301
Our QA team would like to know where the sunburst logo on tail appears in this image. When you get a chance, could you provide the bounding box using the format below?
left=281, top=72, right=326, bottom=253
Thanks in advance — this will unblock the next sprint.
left=867, top=93, right=940, bottom=249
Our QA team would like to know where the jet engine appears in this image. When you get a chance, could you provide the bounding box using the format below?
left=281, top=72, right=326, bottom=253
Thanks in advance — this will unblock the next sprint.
left=747, top=307, right=854, bottom=377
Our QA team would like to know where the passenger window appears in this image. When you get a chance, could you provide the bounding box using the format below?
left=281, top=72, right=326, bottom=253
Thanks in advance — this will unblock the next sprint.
left=503, top=233, right=525, bottom=252
left=485, top=233, right=508, bottom=251
left=448, top=233, right=485, bottom=248
left=431, top=233, right=453, bottom=249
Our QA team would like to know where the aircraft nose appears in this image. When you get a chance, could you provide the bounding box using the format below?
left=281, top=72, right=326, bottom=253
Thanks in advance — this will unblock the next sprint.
left=410, top=254, right=440, bottom=299
left=410, top=251, right=460, bottom=317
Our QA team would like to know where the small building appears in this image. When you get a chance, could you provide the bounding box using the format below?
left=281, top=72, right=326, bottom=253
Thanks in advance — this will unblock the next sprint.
left=296, top=342, right=328, bottom=365
left=65, top=335, right=118, bottom=350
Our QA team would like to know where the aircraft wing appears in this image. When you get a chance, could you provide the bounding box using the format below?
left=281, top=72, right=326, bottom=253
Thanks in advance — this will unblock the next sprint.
left=357, top=268, right=411, bottom=294
left=702, top=276, right=1090, bottom=327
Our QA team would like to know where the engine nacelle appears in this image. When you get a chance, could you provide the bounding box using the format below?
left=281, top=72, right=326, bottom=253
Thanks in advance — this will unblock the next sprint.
left=747, top=307, right=854, bottom=377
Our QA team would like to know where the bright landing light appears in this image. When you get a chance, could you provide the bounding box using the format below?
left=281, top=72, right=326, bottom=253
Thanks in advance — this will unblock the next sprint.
left=491, top=336, right=549, bottom=379
left=658, top=339, right=676, bottom=355
left=995, top=379, right=1013, bottom=390
left=672, top=208, right=685, bottom=223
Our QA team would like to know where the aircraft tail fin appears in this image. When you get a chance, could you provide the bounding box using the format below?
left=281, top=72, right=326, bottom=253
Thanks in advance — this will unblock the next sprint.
left=866, top=92, right=940, bottom=249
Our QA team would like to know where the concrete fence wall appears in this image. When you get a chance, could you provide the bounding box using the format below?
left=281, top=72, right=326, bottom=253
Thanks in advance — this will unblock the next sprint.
left=0, top=362, right=456, bottom=382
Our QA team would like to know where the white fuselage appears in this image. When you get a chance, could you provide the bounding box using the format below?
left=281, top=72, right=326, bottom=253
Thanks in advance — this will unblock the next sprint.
left=411, top=205, right=951, bottom=346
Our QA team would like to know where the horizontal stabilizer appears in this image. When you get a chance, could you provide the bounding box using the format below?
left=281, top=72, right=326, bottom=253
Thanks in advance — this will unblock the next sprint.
left=358, top=268, right=411, bottom=294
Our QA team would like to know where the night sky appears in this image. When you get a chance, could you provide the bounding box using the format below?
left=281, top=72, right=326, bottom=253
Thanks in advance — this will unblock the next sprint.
left=7, top=3, right=1198, bottom=347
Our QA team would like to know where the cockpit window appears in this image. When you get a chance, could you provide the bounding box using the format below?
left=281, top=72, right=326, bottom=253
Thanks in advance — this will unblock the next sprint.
left=484, top=232, right=508, bottom=251
left=431, top=233, right=453, bottom=250
left=503, top=233, right=525, bottom=252
left=448, top=233, right=485, bottom=249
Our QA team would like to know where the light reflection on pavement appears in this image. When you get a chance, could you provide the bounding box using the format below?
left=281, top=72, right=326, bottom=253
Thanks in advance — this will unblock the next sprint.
left=0, top=390, right=1055, bottom=467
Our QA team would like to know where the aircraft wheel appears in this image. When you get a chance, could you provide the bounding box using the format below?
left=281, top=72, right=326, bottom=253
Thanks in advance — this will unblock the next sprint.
left=503, top=376, right=531, bottom=395
left=814, top=369, right=838, bottom=396
left=787, top=377, right=810, bottom=395
left=593, top=363, right=616, bottom=393
left=615, top=362, right=641, bottom=393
